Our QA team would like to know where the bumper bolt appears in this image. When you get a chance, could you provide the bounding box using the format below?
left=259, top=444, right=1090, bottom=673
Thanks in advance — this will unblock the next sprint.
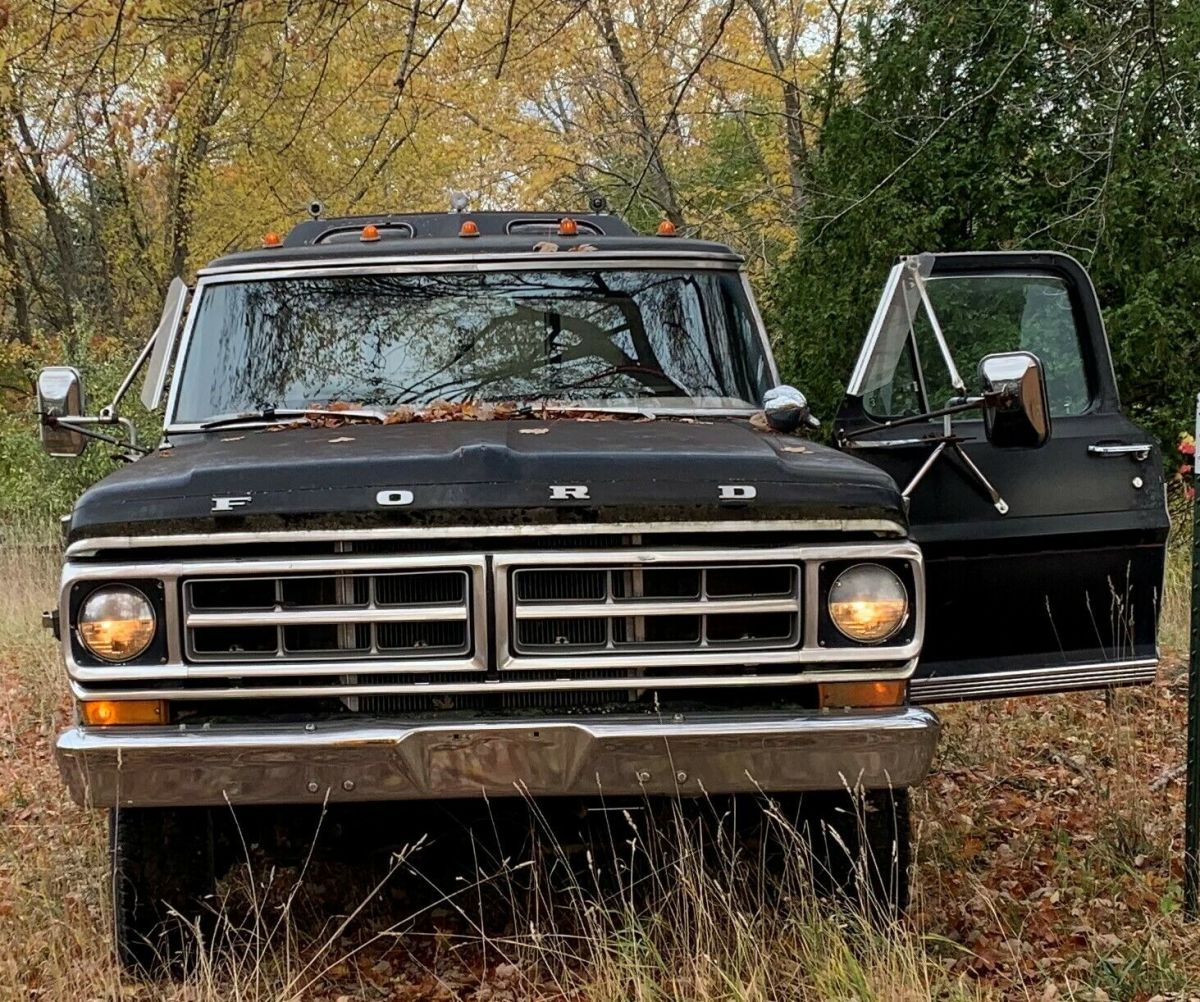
left=306, top=781, right=319, bottom=793
left=342, top=779, right=356, bottom=792
left=636, top=770, right=651, bottom=783
left=676, top=771, right=687, bottom=783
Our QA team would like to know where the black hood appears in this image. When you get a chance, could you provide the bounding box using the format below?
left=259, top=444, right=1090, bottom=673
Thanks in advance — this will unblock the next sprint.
left=68, top=419, right=904, bottom=539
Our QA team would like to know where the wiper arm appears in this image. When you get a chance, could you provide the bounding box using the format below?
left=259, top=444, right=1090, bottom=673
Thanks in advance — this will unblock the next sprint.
left=195, top=406, right=388, bottom=431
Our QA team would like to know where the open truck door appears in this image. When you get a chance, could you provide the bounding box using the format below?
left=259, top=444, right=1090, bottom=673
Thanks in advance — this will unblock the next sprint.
left=836, top=251, right=1168, bottom=702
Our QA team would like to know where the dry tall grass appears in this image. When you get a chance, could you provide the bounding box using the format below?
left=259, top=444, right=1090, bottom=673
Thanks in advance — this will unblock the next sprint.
left=0, top=519, right=1196, bottom=1000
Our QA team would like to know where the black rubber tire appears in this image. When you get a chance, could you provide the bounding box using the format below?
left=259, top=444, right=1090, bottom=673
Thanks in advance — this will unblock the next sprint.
left=803, top=788, right=911, bottom=916
left=110, top=807, right=218, bottom=975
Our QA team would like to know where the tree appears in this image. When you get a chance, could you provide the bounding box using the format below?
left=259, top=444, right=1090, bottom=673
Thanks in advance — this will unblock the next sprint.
left=770, top=0, right=1200, bottom=452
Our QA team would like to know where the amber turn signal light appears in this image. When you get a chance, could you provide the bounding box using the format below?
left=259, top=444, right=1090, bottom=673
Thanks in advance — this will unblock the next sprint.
left=262, top=231, right=282, bottom=248
left=459, top=219, right=479, bottom=237
left=79, top=699, right=167, bottom=726
left=817, top=680, right=906, bottom=709
left=360, top=224, right=380, bottom=242
left=558, top=217, right=578, bottom=236
left=656, top=219, right=677, bottom=237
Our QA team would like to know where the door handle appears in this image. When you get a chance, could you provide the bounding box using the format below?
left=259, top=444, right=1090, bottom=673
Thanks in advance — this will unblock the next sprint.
left=1088, top=443, right=1152, bottom=461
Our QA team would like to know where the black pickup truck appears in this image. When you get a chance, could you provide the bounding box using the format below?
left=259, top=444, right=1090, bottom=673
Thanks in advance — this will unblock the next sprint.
left=36, top=208, right=1168, bottom=969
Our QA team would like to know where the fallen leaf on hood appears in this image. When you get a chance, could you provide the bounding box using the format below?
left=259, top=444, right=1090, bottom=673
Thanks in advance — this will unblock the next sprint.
left=220, top=436, right=245, bottom=442
left=749, top=411, right=771, bottom=432
left=781, top=445, right=809, bottom=453
left=519, top=427, right=550, bottom=435
left=328, top=436, right=355, bottom=444
left=383, top=406, right=416, bottom=424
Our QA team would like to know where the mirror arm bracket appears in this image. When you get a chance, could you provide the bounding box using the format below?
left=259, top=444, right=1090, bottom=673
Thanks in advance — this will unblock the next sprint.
left=105, top=329, right=159, bottom=419
left=841, top=396, right=984, bottom=443
left=898, top=435, right=1008, bottom=515
left=43, top=413, right=148, bottom=455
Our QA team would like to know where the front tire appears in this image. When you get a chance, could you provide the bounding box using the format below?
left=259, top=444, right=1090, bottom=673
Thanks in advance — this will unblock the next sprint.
left=803, top=788, right=911, bottom=915
left=110, top=807, right=217, bottom=974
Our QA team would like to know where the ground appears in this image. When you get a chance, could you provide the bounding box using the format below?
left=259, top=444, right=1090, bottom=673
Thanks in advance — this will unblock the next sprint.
left=1, top=543, right=1198, bottom=1000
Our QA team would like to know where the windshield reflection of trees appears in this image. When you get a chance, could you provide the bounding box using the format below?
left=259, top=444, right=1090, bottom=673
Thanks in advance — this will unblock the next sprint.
left=179, top=271, right=765, bottom=419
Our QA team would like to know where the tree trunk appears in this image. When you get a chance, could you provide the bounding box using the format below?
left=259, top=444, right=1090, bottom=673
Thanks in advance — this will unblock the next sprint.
left=0, top=172, right=32, bottom=344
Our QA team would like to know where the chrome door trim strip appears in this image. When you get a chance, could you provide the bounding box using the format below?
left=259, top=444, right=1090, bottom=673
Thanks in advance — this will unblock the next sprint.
left=909, top=656, right=1157, bottom=702
left=65, top=518, right=909, bottom=558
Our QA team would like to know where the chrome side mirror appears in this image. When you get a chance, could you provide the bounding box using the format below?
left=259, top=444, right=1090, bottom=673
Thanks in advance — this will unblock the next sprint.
left=37, top=366, right=88, bottom=457
left=763, top=385, right=820, bottom=433
left=979, top=351, right=1050, bottom=449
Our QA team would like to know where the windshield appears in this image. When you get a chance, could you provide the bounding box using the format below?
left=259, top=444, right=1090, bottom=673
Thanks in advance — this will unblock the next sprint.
left=170, top=269, right=771, bottom=424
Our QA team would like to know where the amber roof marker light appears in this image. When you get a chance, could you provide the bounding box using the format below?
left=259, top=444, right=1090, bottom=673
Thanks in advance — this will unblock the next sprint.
left=459, top=219, right=480, bottom=238
left=656, top=219, right=677, bottom=237
left=360, top=224, right=381, bottom=242
left=558, top=217, right=579, bottom=236
left=262, top=231, right=283, bottom=248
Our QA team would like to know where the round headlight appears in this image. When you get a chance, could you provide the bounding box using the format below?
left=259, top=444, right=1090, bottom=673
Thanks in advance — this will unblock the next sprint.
left=828, top=564, right=908, bottom=643
left=78, top=586, right=156, bottom=662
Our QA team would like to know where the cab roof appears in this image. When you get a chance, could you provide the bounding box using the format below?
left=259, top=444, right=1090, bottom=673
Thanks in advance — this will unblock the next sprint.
left=201, top=211, right=743, bottom=272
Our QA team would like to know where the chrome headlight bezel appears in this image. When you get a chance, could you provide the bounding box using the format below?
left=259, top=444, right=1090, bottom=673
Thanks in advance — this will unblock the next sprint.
left=71, top=582, right=164, bottom=665
left=824, top=562, right=911, bottom=646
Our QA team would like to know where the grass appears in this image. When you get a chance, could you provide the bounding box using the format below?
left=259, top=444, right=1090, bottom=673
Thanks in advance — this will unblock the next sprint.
left=1, top=520, right=1199, bottom=1000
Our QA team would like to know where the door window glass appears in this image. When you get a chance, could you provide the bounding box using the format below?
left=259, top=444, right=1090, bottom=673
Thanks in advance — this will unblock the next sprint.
left=861, top=274, right=1091, bottom=419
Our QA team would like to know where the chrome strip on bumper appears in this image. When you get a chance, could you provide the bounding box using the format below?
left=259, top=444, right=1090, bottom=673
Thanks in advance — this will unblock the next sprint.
left=55, top=707, right=940, bottom=808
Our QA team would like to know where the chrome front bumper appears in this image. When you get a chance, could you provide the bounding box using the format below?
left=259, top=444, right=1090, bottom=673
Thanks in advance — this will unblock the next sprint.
left=56, top=707, right=940, bottom=808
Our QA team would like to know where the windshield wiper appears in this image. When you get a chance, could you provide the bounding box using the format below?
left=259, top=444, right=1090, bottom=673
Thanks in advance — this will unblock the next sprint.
left=194, top=406, right=389, bottom=431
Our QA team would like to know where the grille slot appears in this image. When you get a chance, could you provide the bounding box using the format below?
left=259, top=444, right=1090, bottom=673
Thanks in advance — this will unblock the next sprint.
left=508, top=563, right=802, bottom=657
left=184, top=567, right=476, bottom=664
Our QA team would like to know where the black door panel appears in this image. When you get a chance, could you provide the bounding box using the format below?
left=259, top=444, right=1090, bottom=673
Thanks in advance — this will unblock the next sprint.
left=836, top=252, right=1168, bottom=701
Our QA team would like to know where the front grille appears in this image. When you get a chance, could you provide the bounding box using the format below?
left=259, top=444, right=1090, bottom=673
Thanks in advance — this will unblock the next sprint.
left=65, top=539, right=923, bottom=703
left=507, top=562, right=802, bottom=657
left=184, top=567, right=475, bottom=663
left=355, top=669, right=637, bottom=713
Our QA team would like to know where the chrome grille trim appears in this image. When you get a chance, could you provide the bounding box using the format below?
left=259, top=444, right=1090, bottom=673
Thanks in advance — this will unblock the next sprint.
left=511, top=597, right=800, bottom=619
left=495, top=544, right=921, bottom=670
left=68, top=660, right=921, bottom=701
left=508, top=562, right=802, bottom=657
left=62, top=540, right=923, bottom=696
left=182, top=567, right=473, bottom=663
left=64, top=518, right=908, bottom=558
left=186, top=606, right=469, bottom=627
left=63, top=554, right=488, bottom=681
